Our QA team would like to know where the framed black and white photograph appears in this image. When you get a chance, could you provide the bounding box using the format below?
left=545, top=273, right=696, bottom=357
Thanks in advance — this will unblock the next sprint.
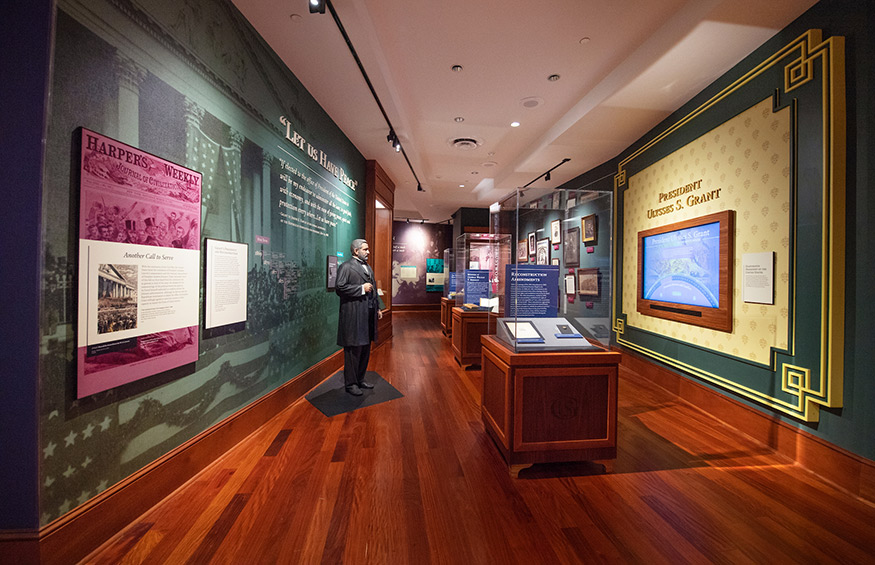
left=550, top=219, right=561, bottom=244
left=582, top=213, right=598, bottom=244
left=326, top=255, right=338, bottom=290
left=517, top=240, right=528, bottom=263
left=564, top=226, right=580, bottom=268
left=577, top=267, right=599, bottom=296
left=536, top=238, right=550, bottom=265
left=528, top=232, right=536, bottom=255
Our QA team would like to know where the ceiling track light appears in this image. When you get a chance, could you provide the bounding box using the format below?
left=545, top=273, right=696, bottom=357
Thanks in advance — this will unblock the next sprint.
left=522, top=158, right=570, bottom=188
left=312, top=0, right=423, bottom=194
left=308, top=0, right=326, bottom=14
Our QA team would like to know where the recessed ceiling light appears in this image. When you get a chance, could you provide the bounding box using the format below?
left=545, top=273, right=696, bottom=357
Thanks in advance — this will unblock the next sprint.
left=454, top=116, right=464, bottom=122
left=548, top=74, right=561, bottom=82
left=510, top=121, right=520, bottom=127
left=471, top=171, right=479, bottom=175
left=482, top=161, right=497, bottom=167
left=289, top=13, right=303, bottom=23
left=459, top=184, right=465, bottom=188
left=579, top=37, right=591, bottom=44
left=451, top=65, right=463, bottom=72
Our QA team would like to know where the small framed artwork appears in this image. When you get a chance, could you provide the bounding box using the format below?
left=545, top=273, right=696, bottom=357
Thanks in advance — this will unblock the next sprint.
left=564, top=226, right=580, bottom=268
left=326, top=255, right=338, bottom=290
left=536, top=238, right=550, bottom=265
left=577, top=267, right=599, bottom=296
left=517, top=240, right=528, bottom=263
left=551, top=192, right=561, bottom=210
left=550, top=219, right=561, bottom=244
left=564, top=274, right=576, bottom=295
left=551, top=258, right=560, bottom=266
left=528, top=232, right=536, bottom=255
left=566, top=195, right=577, bottom=210
left=582, top=213, right=598, bottom=244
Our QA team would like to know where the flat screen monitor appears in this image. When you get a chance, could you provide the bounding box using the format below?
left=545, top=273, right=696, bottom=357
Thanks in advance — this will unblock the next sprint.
left=637, top=210, right=734, bottom=332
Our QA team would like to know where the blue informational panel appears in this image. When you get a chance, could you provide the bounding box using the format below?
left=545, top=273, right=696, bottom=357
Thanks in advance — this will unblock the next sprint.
left=505, top=264, right=559, bottom=317
left=464, top=269, right=491, bottom=304
left=448, top=271, right=457, bottom=293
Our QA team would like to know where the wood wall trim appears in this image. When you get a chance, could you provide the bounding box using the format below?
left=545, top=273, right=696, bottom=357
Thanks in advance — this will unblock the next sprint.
left=618, top=346, right=875, bottom=504
left=9, top=350, right=344, bottom=565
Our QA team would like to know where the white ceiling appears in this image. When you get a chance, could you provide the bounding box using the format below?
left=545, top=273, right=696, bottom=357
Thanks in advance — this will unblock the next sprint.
left=232, top=0, right=817, bottom=223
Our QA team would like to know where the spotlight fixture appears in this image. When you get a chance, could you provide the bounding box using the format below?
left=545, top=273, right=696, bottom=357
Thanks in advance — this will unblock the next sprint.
left=451, top=64, right=463, bottom=72
left=548, top=74, right=561, bottom=82
left=510, top=121, right=520, bottom=127
left=417, top=183, right=424, bottom=192
left=308, top=0, right=326, bottom=14
left=387, top=129, right=401, bottom=152
left=545, top=172, right=551, bottom=182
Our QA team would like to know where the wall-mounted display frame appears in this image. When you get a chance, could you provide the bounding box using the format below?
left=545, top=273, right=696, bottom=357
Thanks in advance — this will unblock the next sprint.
left=577, top=267, right=599, bottom=297
left=636, top=210, right=735, bottom=332
left=326, top=255, right=338, bottom=290
left=582, top=213, right=598, bottom=244
left=536, top=238, right=550, bottom=265
left=517, top=240, right=528, bottom=262
left=550, top=219, right=561, bottom=244
left=528, top=232, right=536, bottom=255
left=564, top=226, right=580, bottom=268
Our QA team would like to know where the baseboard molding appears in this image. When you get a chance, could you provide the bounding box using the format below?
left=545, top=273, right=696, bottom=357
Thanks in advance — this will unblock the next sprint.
left=393, top=304, right=440, bottom=312
left=618, top=346, right=875, bottom=504
left=0, top=349, right=344, bottom=565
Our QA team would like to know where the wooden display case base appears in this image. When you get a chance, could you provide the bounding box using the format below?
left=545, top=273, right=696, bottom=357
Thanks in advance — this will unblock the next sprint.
left=440, top=297, right=453, bottom=337
left=480, top=334, right=620, bottom=474
left=452, top=307, right=490, bottom=367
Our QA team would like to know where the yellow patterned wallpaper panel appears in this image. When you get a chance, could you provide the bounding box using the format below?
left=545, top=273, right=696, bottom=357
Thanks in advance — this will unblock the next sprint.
left=623, top=98, right=790, bottom=365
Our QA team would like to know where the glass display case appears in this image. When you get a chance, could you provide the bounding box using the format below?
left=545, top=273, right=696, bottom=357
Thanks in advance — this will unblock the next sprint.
left=450, top=232, right=511, bottom=366
left=491, top=186, right=613, bottom=353
left=452, top=232, right=512, bottom=312
left=442, top=247, right=456, bottom=299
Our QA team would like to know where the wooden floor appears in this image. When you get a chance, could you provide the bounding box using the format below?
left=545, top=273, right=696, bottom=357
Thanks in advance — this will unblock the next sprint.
left=85, top=312, right=875, bottom=564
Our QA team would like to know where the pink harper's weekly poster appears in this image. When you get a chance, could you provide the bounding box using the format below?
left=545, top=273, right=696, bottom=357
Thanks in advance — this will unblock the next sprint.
left=76, top=128, right=202, bottom=398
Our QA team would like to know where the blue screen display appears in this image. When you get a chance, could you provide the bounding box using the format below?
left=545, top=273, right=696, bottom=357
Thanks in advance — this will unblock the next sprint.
left=642, top=221, right=720, bottom=308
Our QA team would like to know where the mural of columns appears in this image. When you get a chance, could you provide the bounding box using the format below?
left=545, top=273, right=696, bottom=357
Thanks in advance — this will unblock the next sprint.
left=229, top=129, right=244, bottom=242
left=113, top=53, right=147, bottom=147
left=261, top=152, right=274, bottom=249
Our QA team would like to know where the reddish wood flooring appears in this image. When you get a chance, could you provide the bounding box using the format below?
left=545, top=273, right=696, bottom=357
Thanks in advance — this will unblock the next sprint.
left=85, top=312, right=875, bottom=564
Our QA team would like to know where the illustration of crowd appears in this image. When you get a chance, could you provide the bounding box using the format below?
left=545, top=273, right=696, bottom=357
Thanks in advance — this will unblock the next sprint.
left=97, top=302, right=138, bottom=334
left=84, top=200, right=199, bottom=249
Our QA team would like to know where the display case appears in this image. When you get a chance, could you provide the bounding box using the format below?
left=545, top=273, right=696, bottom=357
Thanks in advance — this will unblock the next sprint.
left=491, top=187, right=613, bottom=353
left=481, top=186, right=619, bottom=476
left=440, top=247, right=454, bottom=336
left=451, top=233, right=511, bottom=366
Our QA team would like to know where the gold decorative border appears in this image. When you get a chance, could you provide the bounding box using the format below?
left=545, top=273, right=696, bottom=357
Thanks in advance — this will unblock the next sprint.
left=612, top=30, right=845, bottom=422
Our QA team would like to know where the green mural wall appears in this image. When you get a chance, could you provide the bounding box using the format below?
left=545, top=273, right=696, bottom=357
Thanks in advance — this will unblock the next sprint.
left=38, top=0, right=366, bottom=525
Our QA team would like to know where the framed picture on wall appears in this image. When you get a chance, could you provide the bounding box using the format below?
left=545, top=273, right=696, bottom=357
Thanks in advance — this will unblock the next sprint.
left=326, top=255, right=338, bottom=290
left=551, top=258, right=560, bottom=266
left=550, top=219, right=561, bottom=244
left=536, top=238, right=550, bottom=265
left=551, top=192, right=561, bottom=210
left=517, top=240, right=528, bottom=262
left=564, top=227, right=580, bottom=268
left=577, top=267, right=599, bottom=296
left=582, top=213, right=598, bottom=244
left=528, top=232, right=536, bottom=255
